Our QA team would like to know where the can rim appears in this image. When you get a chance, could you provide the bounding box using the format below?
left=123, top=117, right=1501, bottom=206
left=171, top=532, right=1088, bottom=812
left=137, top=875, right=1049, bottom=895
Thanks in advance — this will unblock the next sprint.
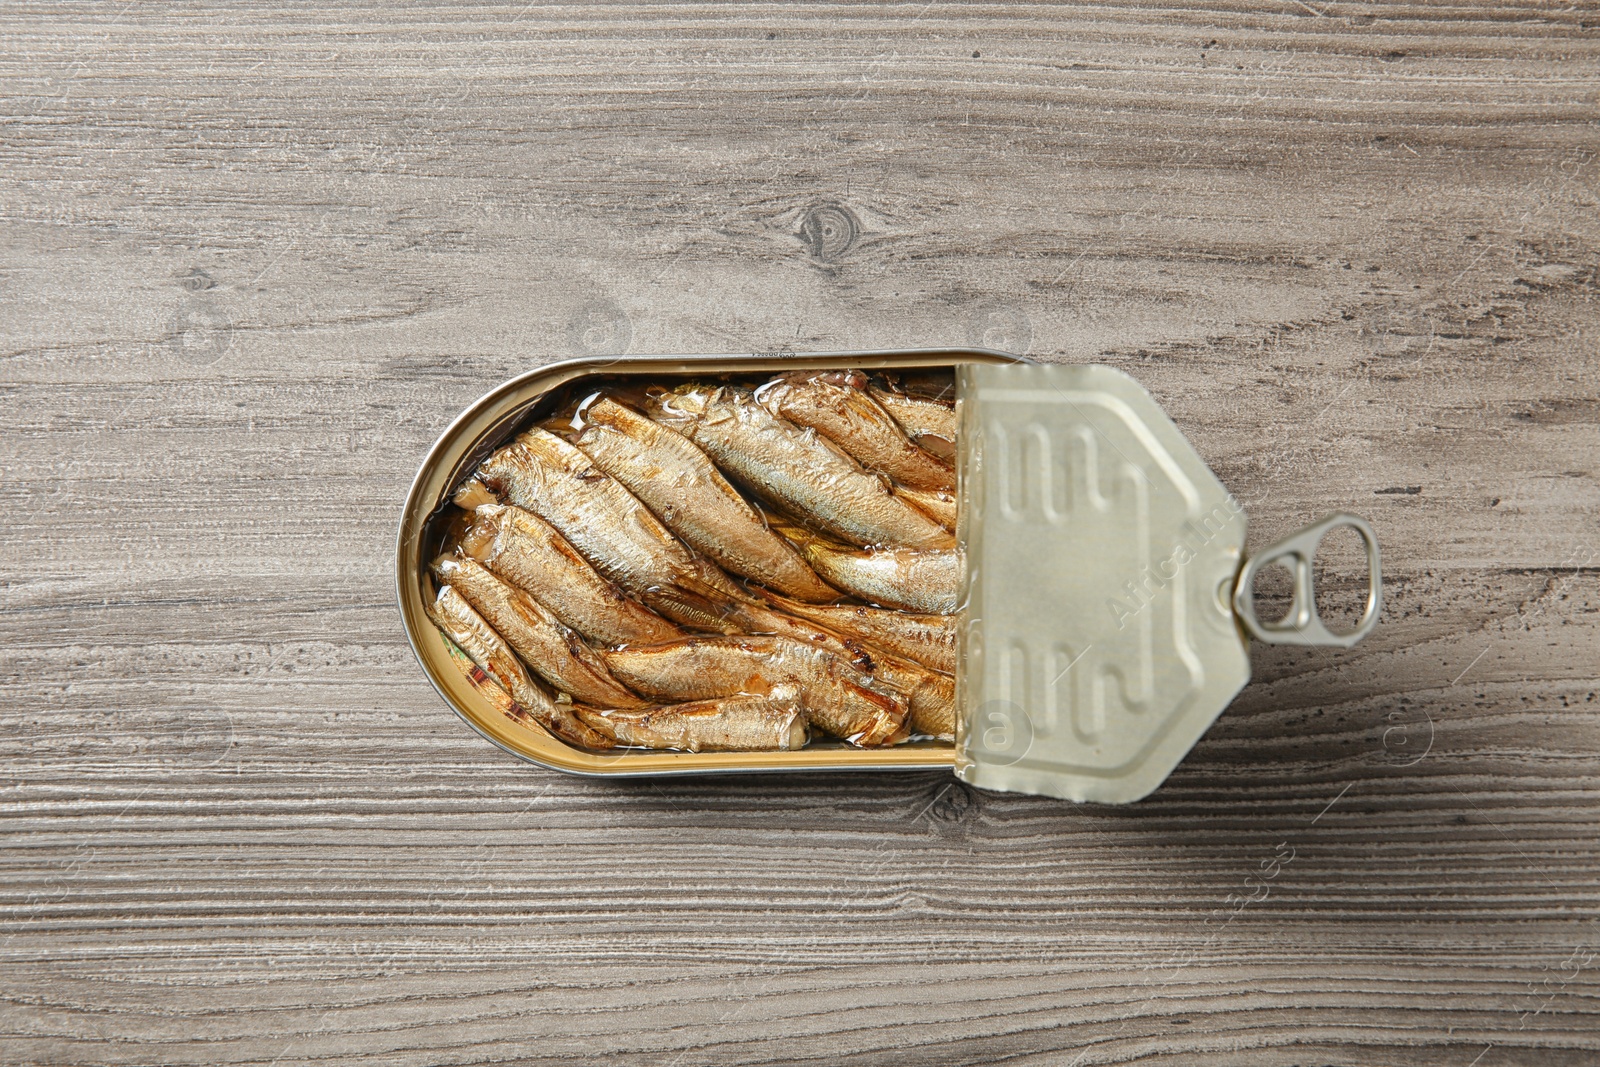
left=394, top=347, right=1026, bottom=776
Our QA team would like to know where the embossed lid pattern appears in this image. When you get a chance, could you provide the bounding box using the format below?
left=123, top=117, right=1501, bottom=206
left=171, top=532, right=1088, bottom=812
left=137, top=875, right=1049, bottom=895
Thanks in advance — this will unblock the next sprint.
left=955, top=363, right=1250, bottom=803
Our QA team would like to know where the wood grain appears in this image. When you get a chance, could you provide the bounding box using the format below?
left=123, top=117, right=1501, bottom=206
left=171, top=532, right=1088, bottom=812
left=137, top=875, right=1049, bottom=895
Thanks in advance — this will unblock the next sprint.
left=2, top=2, right=1597, bottom=1064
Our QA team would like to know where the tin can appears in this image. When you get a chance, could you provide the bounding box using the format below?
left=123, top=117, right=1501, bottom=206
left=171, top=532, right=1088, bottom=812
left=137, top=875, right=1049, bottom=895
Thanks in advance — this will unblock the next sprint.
left=397, top=349, right=1381, bottom=802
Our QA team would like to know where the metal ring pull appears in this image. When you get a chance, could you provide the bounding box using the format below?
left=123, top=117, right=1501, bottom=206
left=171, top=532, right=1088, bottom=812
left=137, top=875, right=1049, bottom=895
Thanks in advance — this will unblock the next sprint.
left=1232, top=513, right=1382, bottom=648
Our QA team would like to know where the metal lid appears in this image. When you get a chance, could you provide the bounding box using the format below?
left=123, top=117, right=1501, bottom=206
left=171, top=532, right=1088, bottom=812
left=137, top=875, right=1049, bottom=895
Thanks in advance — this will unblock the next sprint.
left=954, top=363, right=1255, bottom=803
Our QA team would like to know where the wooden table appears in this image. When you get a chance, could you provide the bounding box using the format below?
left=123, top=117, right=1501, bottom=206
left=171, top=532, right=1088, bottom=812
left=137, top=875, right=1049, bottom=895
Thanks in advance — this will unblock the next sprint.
left=4, top=3, right=1597, bottom=1063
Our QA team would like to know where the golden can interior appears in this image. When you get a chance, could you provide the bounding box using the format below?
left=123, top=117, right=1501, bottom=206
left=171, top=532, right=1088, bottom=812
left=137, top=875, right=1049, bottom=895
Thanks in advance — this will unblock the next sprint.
left=398, top=353, right=1010, bottom=776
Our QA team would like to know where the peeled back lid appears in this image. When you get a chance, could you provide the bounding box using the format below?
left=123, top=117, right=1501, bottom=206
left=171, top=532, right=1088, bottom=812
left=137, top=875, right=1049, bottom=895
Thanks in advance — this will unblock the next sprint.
left=955, top=362, right=1251, bottom=803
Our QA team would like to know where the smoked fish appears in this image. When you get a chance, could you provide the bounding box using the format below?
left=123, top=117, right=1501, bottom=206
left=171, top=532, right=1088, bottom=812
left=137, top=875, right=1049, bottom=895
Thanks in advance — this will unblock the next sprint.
left=756, top=371, right=955, bottom=491
left=604, top=634, right=907, bottom=746
left=475, top=429, right=744, bottom=632
left=459, top=503, right=683, bottom=647
left=645, top=385, right=953, bottom=550
left=572, top=396, right=837, bottom=602
left=432, top=555, right=644, bottom=708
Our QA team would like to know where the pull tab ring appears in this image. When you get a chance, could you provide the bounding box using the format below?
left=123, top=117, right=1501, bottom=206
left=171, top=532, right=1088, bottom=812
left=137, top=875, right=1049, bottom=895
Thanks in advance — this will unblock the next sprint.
left=1233, top=513, right=1382, bottom=648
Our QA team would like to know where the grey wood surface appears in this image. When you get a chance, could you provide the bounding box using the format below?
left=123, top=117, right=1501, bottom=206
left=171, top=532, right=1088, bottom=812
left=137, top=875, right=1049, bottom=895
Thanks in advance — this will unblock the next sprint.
left=3, top=3, right=1598, bottom=1064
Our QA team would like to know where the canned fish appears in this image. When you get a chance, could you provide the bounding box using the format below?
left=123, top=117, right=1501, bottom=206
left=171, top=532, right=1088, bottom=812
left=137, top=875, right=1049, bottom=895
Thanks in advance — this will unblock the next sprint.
left=396, top=350, right=1381, bottom=802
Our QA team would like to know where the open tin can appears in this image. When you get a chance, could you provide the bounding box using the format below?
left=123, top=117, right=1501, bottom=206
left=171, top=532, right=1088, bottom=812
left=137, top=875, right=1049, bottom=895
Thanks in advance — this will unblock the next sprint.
left=397, top=349, right=1381, bottom=803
